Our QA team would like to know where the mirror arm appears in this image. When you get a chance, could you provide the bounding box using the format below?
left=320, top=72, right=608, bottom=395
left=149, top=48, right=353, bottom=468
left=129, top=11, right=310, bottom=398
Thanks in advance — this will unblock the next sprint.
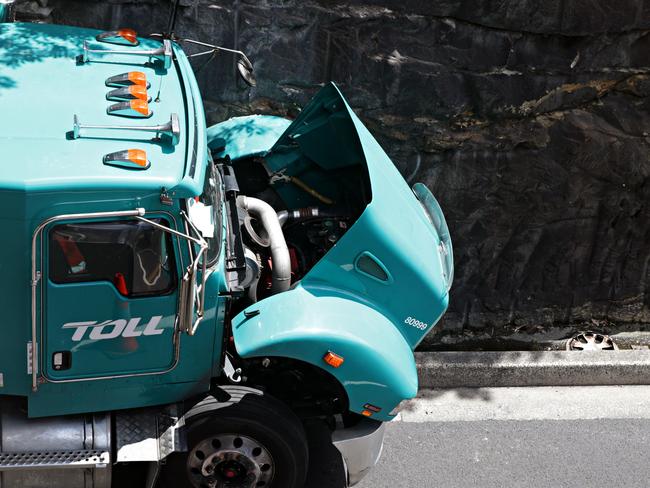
left=177, top=38, right=253, bottom=67
left=136, top=213, right=208, bottom=336
left=181, top=211, right=209, bottom=335
left=135, top=215, right=204, bottom=247
left=186, top=49, right=218, bottom=59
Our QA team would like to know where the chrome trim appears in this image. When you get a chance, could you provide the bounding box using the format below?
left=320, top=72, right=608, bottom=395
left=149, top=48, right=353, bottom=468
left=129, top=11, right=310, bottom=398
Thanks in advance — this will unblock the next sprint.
left=332, top=418, right=386, bottom=486
left=138, top=211, right=208, bottom=335
left=137, top=215, right=204, bottom=247
left=81, top=39, right=173, bottom=69
left=39, top=211, right=187, bottom=387
left=73, top=114, right=180, bottom=146
left=30, top=208, right=203, bottom=390
left=180, top=38, right=253, bottom=69
left=31, top=209, right=145, bottom=391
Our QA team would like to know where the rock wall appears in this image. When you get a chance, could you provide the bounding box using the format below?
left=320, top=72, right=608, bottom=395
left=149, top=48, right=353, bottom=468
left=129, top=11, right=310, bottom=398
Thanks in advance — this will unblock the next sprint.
left=18, top=0, right=650, bottom=345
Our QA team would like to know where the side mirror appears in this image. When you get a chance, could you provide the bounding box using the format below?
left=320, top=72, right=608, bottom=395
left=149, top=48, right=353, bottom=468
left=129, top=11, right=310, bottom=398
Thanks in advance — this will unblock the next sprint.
left=177, top=38, right=256, bottom=87
left=237, top=57, right=256, bottom=87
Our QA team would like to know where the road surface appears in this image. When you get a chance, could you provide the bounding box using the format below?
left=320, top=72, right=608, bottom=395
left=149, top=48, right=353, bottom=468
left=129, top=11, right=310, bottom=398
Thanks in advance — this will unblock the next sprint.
left=307, top=385, right=650, bottom=488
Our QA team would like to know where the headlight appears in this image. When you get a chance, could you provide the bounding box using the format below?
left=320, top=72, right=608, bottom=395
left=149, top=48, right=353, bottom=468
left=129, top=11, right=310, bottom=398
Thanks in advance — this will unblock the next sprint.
left=412, top=182, right=453, bottom=291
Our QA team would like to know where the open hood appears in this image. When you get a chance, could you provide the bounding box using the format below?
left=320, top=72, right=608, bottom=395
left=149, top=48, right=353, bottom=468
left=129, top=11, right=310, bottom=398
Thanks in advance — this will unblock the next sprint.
left=237, top=83, right=453, bottom=350
left=231, top=84, right=453, bottom=420
left=267, top=83, right=367, bottom=174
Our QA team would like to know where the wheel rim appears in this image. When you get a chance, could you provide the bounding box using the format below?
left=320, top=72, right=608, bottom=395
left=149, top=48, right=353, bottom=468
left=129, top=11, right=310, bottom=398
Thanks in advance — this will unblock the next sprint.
left=565, top=331, right=619, bottom=351
left=187, top=434, right=275, bottom=488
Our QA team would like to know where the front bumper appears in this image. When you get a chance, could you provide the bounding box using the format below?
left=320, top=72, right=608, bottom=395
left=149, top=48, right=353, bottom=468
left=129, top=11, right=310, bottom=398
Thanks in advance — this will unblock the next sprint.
left=332, top=418, right=386, bottom=486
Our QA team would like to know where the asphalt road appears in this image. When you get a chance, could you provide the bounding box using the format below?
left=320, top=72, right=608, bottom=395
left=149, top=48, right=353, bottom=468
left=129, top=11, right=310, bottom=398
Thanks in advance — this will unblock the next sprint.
left=307, top=386, right=650, bottom=488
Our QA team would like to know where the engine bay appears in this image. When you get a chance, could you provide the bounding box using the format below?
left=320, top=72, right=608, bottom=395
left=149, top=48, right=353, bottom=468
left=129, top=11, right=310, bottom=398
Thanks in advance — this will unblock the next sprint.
left=217, top=151, right=371, bottom=308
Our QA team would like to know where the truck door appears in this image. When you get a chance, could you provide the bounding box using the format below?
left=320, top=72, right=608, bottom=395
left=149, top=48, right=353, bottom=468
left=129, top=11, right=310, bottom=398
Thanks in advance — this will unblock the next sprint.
left=43, top=217, right=181, bottom=380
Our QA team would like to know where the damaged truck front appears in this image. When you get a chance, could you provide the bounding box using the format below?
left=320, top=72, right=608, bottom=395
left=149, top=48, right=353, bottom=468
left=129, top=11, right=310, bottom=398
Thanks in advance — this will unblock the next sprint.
left=0, top=18, right=452, bottom=488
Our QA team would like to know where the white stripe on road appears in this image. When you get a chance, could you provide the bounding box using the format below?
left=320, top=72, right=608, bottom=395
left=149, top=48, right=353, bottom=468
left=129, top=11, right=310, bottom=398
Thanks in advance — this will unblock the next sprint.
left=393, top=385, right=650, bottom=422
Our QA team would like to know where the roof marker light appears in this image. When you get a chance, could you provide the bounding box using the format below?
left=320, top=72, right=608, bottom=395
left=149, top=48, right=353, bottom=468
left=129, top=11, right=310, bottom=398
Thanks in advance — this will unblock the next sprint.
left=103, top=149, right=150, bottom=170
left=107, top=85, right=151, bottom=103
left=105, top=72, right=150, bottom=89
left=107, top=100, right=152, bottom=118
left=96, top=29, right=140, bottom=47
left=323, top=351, right=345, bottom=368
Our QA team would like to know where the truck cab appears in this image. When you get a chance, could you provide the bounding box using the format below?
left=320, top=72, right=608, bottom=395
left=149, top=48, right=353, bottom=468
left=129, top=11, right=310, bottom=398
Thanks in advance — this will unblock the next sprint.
left=0, top=17, right=452, bottom=488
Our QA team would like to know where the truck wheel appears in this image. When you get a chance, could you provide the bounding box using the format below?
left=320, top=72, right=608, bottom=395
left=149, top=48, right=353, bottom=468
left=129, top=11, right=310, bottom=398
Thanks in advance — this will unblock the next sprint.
left=160, top=390, right=308, bottom=488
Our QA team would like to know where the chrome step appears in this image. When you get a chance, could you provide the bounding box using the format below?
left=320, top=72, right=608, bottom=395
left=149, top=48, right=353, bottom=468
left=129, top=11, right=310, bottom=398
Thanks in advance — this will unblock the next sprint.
left=0, top=450, right=110, bottom=470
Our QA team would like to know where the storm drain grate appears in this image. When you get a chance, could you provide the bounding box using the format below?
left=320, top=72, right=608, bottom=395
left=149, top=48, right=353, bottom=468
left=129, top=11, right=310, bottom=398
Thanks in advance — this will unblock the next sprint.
left=566, top=331, right=619, bottom=351
left=0, top=450, right=110, bottom=469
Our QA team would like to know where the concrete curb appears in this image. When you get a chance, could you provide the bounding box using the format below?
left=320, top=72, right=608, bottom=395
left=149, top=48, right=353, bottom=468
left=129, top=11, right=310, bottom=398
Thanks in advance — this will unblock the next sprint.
left=415, top=350, right=650, bottom=388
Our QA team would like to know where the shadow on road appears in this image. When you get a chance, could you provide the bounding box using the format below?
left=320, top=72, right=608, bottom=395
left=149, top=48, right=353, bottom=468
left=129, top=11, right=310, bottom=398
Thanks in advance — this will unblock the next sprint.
left=304, top=421, right=347, bottom=488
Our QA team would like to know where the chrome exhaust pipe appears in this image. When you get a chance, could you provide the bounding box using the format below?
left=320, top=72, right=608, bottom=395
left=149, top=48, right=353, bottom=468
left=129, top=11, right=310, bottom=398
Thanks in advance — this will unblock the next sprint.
left=237, top=196, right=291, bottom=294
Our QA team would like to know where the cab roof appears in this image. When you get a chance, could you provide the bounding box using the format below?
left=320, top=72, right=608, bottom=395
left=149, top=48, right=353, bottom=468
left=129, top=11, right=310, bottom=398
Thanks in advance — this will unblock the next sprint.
left=0, top=22, right=205, bottom=196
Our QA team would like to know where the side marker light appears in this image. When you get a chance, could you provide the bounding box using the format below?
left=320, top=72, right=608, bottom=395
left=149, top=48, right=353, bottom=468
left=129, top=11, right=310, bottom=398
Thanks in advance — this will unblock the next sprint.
left=103, top=149, right=150, bottom=170
left=105, top=71, right=150, bottom=89
left=323, top=351, right=344, bottom=368
left=107, top=100, right=152, bottom=118
left=106, top=85, right=151, bottom=103
left=96, top=28, right=140, bottom=46
left=363, top=403, right=382, bottom=413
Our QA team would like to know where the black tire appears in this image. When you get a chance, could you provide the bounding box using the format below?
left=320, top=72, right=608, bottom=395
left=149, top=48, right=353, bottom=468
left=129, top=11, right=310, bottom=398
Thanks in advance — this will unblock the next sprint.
left=159, top=388, right=308, bottom=488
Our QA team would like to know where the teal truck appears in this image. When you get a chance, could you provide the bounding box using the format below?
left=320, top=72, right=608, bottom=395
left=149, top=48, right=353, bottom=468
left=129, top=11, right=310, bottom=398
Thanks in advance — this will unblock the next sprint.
left=0, top=4, right=453, bottom=488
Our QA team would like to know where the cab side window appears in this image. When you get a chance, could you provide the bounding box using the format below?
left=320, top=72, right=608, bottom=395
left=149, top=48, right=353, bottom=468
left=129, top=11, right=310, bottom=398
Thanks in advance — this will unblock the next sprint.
left=49, top=219, right=177, bottom=297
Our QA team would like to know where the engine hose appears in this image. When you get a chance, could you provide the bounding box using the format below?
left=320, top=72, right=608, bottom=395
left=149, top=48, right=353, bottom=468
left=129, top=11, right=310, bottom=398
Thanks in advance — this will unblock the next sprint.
left=237, top=196, right=291, bottom=294
left=289, top=176, right=334, bottom=205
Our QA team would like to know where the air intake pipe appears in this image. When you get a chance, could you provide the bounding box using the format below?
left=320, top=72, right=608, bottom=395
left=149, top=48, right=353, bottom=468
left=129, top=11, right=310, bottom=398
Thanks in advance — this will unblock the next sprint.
left=237, top=196, right=291, bottom=294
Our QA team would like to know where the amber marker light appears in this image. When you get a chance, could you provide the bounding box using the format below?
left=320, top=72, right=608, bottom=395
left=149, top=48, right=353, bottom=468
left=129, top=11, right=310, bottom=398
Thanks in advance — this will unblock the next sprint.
left=128, top=71, right=148, bottom=86
left=128, top=85, right=149, bottom=101
left=361, top=410, right=373, bottom=417
left=105, top=72, right=150, bottom=89
left=117, top=28, right=138, bottom=45
left=96, top=28, right=140, bottom=46
left=103, top=149, right=150, bottom=170
left=323, top=351, right=345, bottom=368
left=363, top=403, right=382, bottom=413
left=107, top=100, right=152, bottom=118
left=127, top=149, right=148, bottom=167
left=130, top=100, right=150, bottom=116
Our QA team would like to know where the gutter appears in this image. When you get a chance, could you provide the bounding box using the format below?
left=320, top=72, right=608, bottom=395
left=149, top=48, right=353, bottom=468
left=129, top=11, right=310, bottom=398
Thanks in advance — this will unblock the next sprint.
left=416, top=350, right=650, bottom=388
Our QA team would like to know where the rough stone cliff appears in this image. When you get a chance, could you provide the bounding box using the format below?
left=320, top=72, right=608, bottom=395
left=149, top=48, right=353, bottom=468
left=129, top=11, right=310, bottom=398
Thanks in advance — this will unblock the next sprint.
left=15, top=0, right=650, bottom=346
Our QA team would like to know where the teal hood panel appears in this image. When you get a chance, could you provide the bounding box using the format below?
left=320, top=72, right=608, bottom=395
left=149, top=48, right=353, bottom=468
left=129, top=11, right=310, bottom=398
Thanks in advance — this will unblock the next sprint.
left=232, top=284, right=418, bottom=421
left=233, top=84, right=451, bottom=419
left=207, top=115, right=291, bottom=161
left=269, top=83, right=452, bottom=348
left=232, top=83, right=452, bottom=418
left=269, top=84, right=363, bottom=172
